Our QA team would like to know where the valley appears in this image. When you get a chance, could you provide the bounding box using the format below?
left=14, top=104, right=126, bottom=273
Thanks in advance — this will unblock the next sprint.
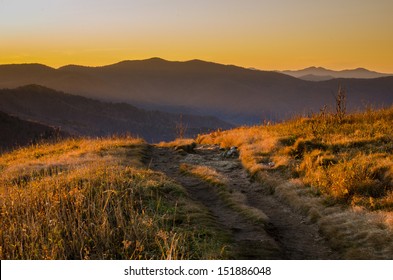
left=0, top=85, right=231, bottom=144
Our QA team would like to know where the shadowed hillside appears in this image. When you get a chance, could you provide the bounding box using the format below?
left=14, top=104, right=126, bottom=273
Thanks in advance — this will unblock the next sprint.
left=0, top=85, right=232, bottom=142
left=1, top=59, right=393, bottom=124
left=0, top=111, right=67, bottom=153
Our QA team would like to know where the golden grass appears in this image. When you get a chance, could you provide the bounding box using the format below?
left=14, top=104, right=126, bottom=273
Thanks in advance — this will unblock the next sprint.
left=156, top=138, right=195, bottom=148
left=198, top=107, right=393, bottom=210
left=0, top=137, right=227, bottom=259
left=197, top=106, right=393, bottom=258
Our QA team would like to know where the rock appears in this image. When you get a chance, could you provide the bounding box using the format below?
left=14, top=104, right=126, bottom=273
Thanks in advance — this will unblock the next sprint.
left=259, top=162, right=275, bottom=168
left=174, top=142, right=197, bottom=154
left=221, top=146, right=239, bottom=158
left=268, top=162, right=275, bottom=167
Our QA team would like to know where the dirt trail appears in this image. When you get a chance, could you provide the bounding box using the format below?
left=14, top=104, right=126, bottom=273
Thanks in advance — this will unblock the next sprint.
left=148, top=144, right=339, bottom=259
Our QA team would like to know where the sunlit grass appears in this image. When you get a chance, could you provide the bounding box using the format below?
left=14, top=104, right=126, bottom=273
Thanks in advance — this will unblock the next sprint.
left=198, top=107, right=393, bottom=210
left=157, top=138, right=195, bottom=148
left=197, top=106, right=393, bottom=258
left=179, top=163, right=227, bottom=186
left=0, top=137, right=227, bottom=259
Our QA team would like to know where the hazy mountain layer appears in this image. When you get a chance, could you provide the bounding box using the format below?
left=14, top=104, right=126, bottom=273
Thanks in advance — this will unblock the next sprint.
left=282, top=66, right=392, bottom=81
left=0, top=85, right=232, bottom=142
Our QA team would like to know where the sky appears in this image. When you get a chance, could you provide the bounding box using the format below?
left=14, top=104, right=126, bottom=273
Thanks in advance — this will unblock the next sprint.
left=0, top=0, right=392, bottom=72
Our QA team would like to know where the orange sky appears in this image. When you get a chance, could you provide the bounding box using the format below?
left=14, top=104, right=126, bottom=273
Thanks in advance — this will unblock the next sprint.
left=1, top=0, right=392, bottom=72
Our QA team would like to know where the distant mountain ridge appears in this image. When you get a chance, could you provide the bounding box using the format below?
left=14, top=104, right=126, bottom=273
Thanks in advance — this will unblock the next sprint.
left=1, top=58, right=393, bottom=124
left=0, top=85, right=232, bottom=142
left=281, top=66, right=392, bottom=81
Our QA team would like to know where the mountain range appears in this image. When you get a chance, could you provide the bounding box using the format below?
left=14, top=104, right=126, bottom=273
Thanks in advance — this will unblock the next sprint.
left=0, top=85, right=231, bottom=143
left=281, top=66, right=392, bottom=81
left=1, top=58, right=393, bottom=126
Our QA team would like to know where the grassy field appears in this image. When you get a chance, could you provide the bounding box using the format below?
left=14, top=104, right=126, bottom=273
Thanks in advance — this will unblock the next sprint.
left=197, top=106, right=393, bottom=258
left=0, top=137, right=226, bottom=260
left=2, top=105, right=393, bottom=259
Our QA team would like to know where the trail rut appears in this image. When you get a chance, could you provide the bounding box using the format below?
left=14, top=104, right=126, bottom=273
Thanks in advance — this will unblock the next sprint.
left=148, top=144, right=339, bottom=259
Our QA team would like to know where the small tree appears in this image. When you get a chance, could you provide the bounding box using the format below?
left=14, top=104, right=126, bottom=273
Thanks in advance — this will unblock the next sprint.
left=175, top=114, right=188, bottom=139
left=335, top=85, right=347, bottom=123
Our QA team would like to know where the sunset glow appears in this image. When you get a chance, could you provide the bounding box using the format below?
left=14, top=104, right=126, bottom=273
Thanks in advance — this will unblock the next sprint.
left=1, top=0, right=392, bottom=72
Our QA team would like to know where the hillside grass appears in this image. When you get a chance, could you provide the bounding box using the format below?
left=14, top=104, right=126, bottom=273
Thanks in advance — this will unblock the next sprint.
left=197, top=106, right=393, bottom=258
left=0, top=137, right=227, bottom=260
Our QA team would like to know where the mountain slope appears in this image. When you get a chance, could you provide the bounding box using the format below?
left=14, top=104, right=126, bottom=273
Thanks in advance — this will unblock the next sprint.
left=1, top=59, right=393, bottom=124
left=297, top=74, right=335, bottom=82
left=0, top=85, right=232, bottom=142
left=0, top=110, right=67, bottom=152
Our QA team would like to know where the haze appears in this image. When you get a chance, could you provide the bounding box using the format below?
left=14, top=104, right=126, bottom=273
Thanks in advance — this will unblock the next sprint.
left=1, top=0, right=392, bottom=72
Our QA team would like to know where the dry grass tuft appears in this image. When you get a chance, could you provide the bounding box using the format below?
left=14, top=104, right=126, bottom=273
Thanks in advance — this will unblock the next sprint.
left=179, top=163, right=227, bottom=186
left=157, top=138, right=195, bottom=148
